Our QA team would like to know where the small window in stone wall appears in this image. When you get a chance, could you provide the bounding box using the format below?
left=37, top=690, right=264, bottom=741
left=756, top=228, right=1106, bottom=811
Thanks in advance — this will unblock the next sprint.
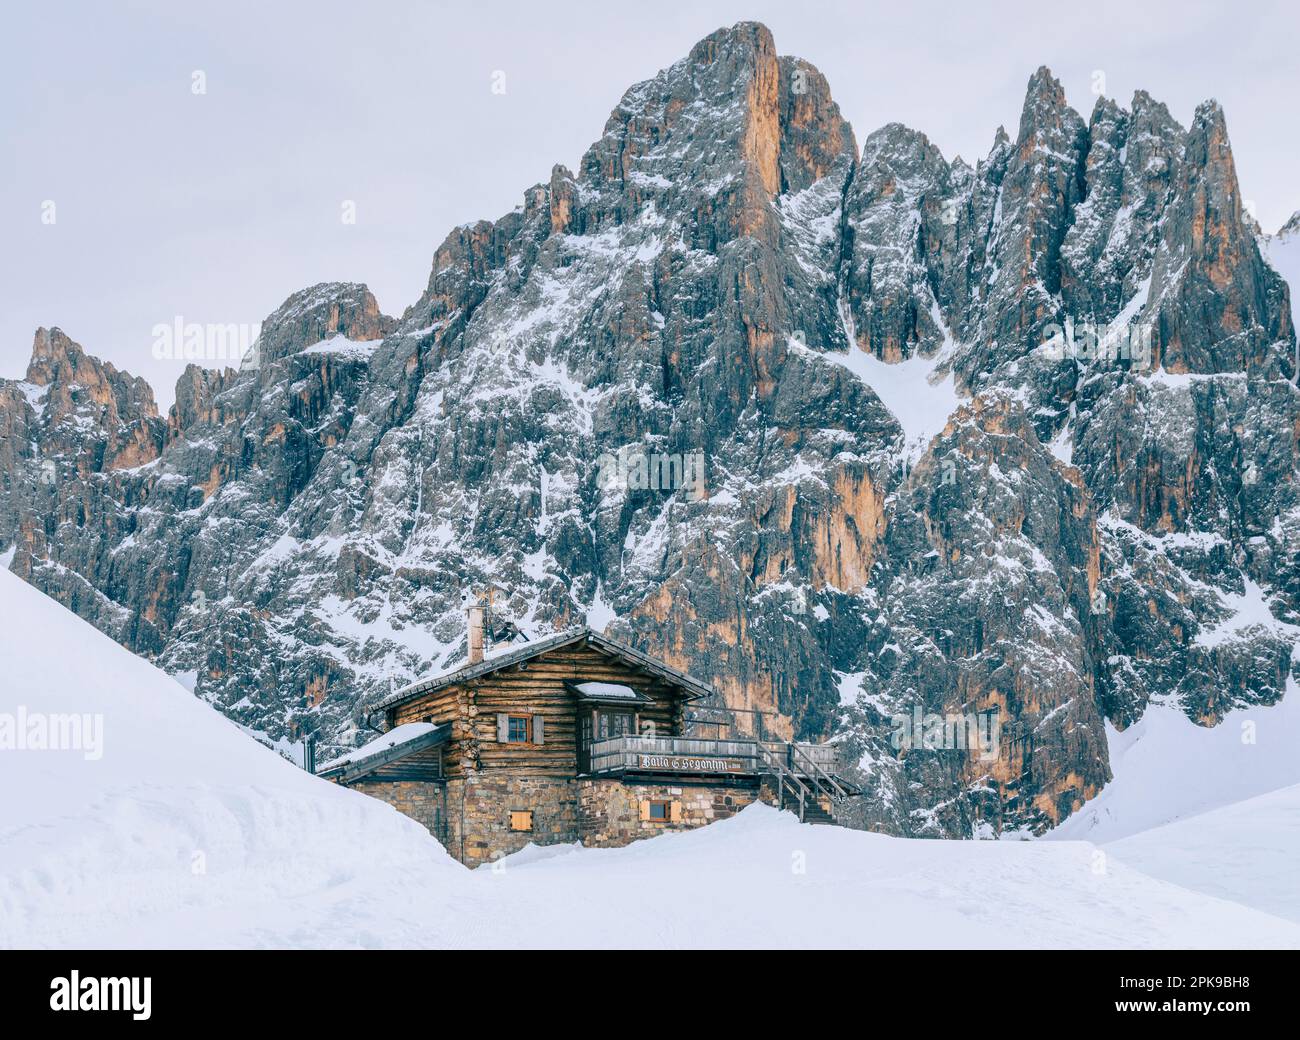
left=642, top=799, right=680, bottom=823
left=509, top=810, right=534, bottom=832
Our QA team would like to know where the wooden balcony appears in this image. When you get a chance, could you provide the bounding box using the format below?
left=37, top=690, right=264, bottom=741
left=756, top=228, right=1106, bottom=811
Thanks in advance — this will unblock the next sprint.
left=586, top=735, right=844, bottom=779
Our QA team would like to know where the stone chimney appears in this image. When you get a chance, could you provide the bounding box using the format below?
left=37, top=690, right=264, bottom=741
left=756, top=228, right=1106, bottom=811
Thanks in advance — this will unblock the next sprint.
left=467, top=600, right=485, bottom=664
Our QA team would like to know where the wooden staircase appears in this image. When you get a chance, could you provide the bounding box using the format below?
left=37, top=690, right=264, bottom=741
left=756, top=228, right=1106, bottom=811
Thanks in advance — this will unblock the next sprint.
left=798, top=797, right=835, bottom=825
left=756, top=741, right=850, bottom=825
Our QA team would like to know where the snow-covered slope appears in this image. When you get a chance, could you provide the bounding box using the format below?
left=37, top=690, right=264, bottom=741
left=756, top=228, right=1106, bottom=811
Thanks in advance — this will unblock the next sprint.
left=475, top=805, right=1300, bottom=948
left=1265, top=213, right=1300, bottom=378
left=3, top=570, right=1297, bottom=948
left=1265, top=213, right=1300, bottom=311
left=1103, top=784, right=1300, bottom=924
left=0, top=567, right=462, bottom=947
left=1050, top=686, right=1300, bottom=843
left=1045, top=687, right=1300, bottom=926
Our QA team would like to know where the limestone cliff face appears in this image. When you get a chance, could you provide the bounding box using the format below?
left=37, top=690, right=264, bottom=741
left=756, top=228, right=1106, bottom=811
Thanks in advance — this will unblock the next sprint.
left=2, top=22, right=1296, bottom=838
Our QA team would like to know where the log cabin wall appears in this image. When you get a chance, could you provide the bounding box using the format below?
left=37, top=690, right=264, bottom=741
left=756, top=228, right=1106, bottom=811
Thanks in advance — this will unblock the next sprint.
left=391, top=686, right=471, bottom=778
left=389, top=642, right=685, bottom=778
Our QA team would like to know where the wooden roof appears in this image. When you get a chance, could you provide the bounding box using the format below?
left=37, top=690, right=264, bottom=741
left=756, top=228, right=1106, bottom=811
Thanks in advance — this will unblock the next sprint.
left=377, top=626, right=714, bottom=713
left=317, top=722, right=450, bottom=783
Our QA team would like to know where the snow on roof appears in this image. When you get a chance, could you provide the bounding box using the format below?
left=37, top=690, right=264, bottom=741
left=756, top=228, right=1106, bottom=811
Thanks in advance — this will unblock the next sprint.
left=318, top=722, right=440, bottom=772
left=387, top=627, right=588, bottom=702
left=572, top=681, right=641, bottom=699
left=380, top=626, right=715, bottom=711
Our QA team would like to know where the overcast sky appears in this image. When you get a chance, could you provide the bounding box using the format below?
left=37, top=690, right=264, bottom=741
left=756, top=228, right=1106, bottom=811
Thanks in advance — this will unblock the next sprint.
left=3, top=0, right=1296, bottom=405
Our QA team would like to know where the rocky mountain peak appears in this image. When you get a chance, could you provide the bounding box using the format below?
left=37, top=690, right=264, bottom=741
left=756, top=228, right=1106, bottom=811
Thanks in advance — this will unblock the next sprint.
left=570, top=21, right=854, bottom=247
left=1183, top=99, right=1235, bottom=185
left=686, top=19, right=776, bottom=70
left=860, top=122, right=944, bottom=169
left=24, top=326, right=160, bottom=436
left=26, top=325, right=79, bottom=381
left=1016, top=65, right=1078, bottom=145
left=257, top=282, right=395, bottom=366
left=25, top=326, right=156, bottom=416
left=1145, top=94, right=1294, bottom=376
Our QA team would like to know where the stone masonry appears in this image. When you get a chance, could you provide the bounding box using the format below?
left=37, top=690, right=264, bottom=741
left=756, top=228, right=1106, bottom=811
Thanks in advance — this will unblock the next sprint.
left=444, top=775, right=580, bottom=867
left=576, top=778, right=760, bottom=847
left=350, top=779, right=446, bottom=840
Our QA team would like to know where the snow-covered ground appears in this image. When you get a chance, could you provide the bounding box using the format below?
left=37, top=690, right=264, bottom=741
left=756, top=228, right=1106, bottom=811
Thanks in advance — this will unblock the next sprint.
left=0, top=568, right=463, bottom=948
left=1052, top=691, right=1300, bottom=843
left=1101, top=785, right=1300, bottom=925
left=2, top=568, right=1297, bottom=948
left=1049, top=689, right=1300, bottom=925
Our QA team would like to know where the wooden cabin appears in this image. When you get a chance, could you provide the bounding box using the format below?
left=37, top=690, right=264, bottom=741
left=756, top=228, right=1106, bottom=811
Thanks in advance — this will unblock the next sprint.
left=319, top=611, right=851, bottom=866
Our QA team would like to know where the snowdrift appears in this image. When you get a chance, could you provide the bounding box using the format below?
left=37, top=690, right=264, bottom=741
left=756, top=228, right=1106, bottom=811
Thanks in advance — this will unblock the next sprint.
left=1048, top=687, right=1300, bottom=925
left=1052, top=690, right=1300, bottom=843
left=0, top=568, right=461, bottom=948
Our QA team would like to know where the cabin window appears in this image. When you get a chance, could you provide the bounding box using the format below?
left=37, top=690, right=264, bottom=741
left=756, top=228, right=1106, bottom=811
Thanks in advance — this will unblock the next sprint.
left=497, top=713, right=545, bottom=744
left=597, top=710, right=634, bottom=739
left=509, top=810, right=534, bottom=832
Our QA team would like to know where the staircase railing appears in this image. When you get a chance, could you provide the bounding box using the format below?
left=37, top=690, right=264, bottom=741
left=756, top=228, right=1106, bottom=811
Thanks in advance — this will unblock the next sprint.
left=788, top=741, right=850, bottom=803
left=754, top=742, right=815, bottom=822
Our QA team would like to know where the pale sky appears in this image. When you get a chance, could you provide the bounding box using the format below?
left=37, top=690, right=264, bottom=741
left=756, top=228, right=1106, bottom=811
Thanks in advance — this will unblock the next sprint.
left=3, top=0, right=1296, bottom=406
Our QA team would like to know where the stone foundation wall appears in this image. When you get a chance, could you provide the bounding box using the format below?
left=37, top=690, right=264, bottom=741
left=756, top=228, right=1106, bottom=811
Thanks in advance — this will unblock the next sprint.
left=343, top=772, right=787, bottom=865
left=444, top=775, right=580, bottom=867
left=576, top=778, right=759, bottom=848
left=350, top=779, right=446, bottom=839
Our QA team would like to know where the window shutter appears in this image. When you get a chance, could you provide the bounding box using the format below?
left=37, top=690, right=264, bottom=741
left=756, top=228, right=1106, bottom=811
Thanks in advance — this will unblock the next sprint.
left=497, top=713, right=508, bottom=742
left=639, top=800, right=651, bottom=822
left=669, top=801, right=682, bottom=823
left=532, top=715, right=545, bottom=744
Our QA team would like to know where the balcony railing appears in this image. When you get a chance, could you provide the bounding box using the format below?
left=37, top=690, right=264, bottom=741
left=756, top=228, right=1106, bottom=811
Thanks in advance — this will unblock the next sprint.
left=587, top=735, right=842, bottom=778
